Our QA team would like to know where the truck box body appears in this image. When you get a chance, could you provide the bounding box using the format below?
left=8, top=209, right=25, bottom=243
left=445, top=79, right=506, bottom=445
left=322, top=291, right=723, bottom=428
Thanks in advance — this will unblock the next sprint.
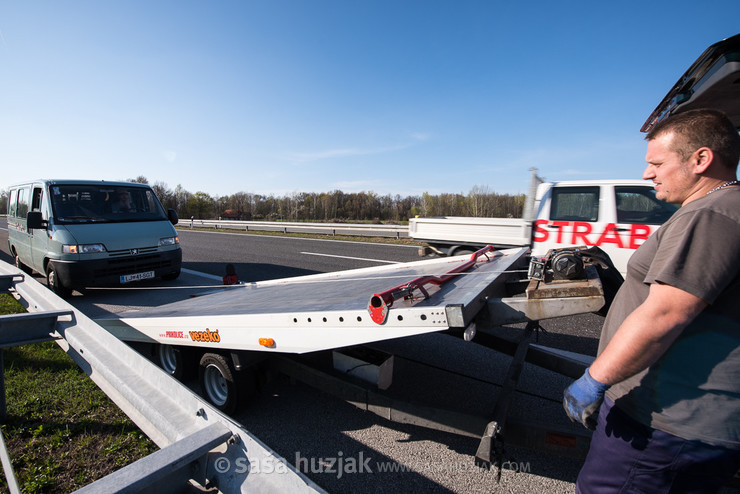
left=408, top=217, right=531, bottom=250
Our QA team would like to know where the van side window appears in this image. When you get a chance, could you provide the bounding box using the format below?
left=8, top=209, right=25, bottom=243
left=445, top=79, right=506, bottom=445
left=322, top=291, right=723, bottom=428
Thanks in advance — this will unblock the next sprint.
left=16, top=187, right=29, bottom=219
left=615, top=186, right=678, bottom=224
left=9, top=189, right=18, bottom=218
left=549, top=187, right=600, bottom=222
left=32, top=187, right=43, bottom=212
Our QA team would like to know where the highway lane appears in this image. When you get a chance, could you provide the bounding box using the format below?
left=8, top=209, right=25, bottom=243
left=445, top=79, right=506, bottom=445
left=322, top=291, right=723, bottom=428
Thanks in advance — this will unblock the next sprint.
left=0, top=218, right=421, bottom=280
left=176, top=228, right=422, bottom=282
left=0, top=217, right=11, bottom=266
left=0, top=217, right=604, bottom=493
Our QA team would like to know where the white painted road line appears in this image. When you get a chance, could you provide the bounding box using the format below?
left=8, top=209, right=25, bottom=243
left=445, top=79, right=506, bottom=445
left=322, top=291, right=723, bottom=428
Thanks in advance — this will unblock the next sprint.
left=181, top=267, right=225, bottom=281
left=300, top=252, right=401, bottom=264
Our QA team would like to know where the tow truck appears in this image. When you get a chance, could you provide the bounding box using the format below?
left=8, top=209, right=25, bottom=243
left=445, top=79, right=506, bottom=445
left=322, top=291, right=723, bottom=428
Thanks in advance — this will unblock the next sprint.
left=97, top=244, right=608, bottom=467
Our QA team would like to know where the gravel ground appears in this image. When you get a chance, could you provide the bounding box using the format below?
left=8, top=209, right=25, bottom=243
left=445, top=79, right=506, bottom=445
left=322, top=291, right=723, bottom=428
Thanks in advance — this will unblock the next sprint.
left=232, top=324, right=595, bottom=493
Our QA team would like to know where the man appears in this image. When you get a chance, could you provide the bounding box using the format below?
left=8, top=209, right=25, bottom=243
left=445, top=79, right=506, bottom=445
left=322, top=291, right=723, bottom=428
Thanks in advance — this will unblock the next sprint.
left=563, top=109, right=740, bottom=493
left=112, top=190, right=135, bottom=213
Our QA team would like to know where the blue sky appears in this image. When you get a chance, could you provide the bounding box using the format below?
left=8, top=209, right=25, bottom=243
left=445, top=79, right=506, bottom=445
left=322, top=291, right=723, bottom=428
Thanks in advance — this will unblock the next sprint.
left=1, top=1, right=739, bottom=198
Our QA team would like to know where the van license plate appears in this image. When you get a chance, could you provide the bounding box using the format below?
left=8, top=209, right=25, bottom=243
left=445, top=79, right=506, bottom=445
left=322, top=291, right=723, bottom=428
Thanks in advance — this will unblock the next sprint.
left=120, top=271, right=155, bottom=283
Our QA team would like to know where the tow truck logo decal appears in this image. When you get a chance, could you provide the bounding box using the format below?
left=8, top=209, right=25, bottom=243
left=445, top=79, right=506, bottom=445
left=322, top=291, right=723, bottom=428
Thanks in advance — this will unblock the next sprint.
left=533, top=220, right=653, bottom=249
left=189, top=328, right=221, bottom=343
left=162, top=330, right=186, bottom=339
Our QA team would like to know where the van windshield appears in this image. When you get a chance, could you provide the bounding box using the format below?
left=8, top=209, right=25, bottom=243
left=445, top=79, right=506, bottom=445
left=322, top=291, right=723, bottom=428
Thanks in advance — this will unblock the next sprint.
left=50, top=184, right=168, bottom=224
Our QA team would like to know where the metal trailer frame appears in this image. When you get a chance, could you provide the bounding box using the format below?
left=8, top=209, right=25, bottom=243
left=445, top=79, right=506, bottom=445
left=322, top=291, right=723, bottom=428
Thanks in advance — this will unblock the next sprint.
left=0, top=265, right=325, bottom=494
left=92, top=246, right=604, bottom=473
left=255, top=267, right=603, bottom=471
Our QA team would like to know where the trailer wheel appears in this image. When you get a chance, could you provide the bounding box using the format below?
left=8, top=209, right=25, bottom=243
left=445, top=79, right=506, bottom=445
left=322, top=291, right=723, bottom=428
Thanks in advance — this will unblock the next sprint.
left=46, top=263, right=72, bottom=298
left=157, top=345, right=194, bottom=381
left=199, top=353, right=256, bottom=414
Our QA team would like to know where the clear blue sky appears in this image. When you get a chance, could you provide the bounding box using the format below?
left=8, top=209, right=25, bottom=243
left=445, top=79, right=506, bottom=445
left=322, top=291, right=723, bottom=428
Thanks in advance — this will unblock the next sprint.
left=1, top=1, right=739, bottom=198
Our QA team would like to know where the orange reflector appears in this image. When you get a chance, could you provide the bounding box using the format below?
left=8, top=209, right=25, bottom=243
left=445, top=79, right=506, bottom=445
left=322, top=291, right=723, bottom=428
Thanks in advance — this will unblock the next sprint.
left=259, top=338, right=275, bottom=347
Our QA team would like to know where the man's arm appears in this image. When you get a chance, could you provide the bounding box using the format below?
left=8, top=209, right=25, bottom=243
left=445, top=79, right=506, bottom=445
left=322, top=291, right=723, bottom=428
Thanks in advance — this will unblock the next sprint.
left=564, top=282, right=707, bottom=429
left=589, top=282, right=707, bottom=385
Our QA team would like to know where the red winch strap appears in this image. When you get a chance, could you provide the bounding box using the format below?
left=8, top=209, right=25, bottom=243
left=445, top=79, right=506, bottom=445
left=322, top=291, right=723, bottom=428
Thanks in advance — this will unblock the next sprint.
left=367, top=245, right=500, bottom=324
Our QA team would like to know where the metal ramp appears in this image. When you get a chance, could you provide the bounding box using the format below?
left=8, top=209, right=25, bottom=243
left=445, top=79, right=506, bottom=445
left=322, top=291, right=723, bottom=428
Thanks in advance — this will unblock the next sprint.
left=97, top=247, right=528, bottom=353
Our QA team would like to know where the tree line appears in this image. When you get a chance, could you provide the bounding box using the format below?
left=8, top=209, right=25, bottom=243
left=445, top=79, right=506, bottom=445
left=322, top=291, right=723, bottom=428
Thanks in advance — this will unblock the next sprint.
left=0, top=177, right=526, bottom=222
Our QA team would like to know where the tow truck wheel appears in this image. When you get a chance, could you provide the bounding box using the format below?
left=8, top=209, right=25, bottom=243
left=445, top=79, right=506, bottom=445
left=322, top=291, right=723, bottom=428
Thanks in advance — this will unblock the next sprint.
left=46, top=263, right=72, bottom=298
left=198, top=353, right=257, bottom=414
left=198, top=353, right=235, bottom=414
left=157, top=345, right=193, bottom=380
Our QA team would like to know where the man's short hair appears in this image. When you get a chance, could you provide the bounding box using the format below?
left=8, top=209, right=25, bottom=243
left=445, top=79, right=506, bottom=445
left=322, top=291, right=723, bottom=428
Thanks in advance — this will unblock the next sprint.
left=646, top=109, right=740, bottom=171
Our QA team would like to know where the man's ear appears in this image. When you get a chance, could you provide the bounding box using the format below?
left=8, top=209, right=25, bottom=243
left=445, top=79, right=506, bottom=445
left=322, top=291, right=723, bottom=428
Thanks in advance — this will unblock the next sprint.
left=692, top=147, right=713, bottom=174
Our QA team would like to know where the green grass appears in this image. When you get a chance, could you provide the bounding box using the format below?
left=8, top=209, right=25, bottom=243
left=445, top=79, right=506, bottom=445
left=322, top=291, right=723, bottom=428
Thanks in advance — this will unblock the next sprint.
left=0, top=293, right=156, bottom=493
left=0, top=294, right=25, bottom=315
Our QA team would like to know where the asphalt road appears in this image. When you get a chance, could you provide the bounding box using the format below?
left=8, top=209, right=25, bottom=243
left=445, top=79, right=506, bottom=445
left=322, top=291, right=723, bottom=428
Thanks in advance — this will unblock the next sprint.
left=178, top=228, right=423, bottom=282
left=0, top=219, right=609, bottom=493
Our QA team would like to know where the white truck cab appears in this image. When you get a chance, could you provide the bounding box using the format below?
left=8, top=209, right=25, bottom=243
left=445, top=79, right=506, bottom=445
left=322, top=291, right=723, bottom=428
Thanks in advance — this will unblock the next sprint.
left=531, top=179, right=677, bottom=273
left=409, top=174, right=677, bottom=276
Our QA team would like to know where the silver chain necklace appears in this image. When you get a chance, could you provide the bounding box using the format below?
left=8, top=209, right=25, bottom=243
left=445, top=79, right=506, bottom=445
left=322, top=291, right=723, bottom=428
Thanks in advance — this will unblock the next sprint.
left=706, top=180, right=739, bottom=195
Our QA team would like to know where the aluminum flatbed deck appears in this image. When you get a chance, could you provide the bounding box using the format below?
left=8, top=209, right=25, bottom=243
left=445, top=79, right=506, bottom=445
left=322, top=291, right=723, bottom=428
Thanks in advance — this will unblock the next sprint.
left=98, top=247, right=527, bottom=353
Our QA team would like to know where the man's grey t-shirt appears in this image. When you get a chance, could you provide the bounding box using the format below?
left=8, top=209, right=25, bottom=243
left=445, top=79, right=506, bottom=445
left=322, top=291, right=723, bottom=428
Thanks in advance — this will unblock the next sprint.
left=600, top=187, right=740, bottom=449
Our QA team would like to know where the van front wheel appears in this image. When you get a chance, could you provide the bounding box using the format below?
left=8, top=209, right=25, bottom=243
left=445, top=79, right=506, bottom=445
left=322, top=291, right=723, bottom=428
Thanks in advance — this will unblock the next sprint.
left=14, top=252, right=32, bottom=274
left=46, top=263, right=72, bottom=298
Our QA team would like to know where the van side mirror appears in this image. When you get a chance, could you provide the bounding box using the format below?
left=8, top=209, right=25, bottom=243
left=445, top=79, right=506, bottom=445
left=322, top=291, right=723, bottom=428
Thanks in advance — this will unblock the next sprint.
left=27, top=211, right=46, bottom=229
left=168, top=209, right=179, bottom=225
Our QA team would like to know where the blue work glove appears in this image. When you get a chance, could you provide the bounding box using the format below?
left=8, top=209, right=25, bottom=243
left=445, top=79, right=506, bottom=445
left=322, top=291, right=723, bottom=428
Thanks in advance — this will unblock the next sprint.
left=563, top=367, right=609, bottom=430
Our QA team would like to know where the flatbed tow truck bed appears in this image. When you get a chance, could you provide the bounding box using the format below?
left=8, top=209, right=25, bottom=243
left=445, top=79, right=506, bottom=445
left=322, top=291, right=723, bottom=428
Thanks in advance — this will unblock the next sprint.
left=96, top=246, right=605, bottom=468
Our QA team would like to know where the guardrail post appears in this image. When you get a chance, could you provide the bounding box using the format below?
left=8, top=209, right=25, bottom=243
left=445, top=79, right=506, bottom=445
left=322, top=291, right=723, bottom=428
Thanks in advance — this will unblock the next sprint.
left=0, top=425, right=21, bottom=493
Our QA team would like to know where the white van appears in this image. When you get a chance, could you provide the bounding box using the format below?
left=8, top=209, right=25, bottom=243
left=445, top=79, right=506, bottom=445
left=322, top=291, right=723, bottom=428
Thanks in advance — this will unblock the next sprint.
left=7, top=180, right=182, bottom=296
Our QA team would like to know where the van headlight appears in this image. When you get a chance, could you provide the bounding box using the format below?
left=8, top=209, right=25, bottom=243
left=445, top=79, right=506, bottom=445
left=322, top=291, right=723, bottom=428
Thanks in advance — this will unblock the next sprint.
left=63, top=244, right=107, bottom=254
left=159, top=236, right=179, bottom=246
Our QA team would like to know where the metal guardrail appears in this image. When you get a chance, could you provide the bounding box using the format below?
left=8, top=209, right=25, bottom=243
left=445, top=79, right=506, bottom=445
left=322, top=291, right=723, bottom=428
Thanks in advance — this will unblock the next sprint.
left=0, top=265, right=325, bottom=494
left=1, top=214, right=407, bottom=238
left=183, top=219, right=409, bottom=238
